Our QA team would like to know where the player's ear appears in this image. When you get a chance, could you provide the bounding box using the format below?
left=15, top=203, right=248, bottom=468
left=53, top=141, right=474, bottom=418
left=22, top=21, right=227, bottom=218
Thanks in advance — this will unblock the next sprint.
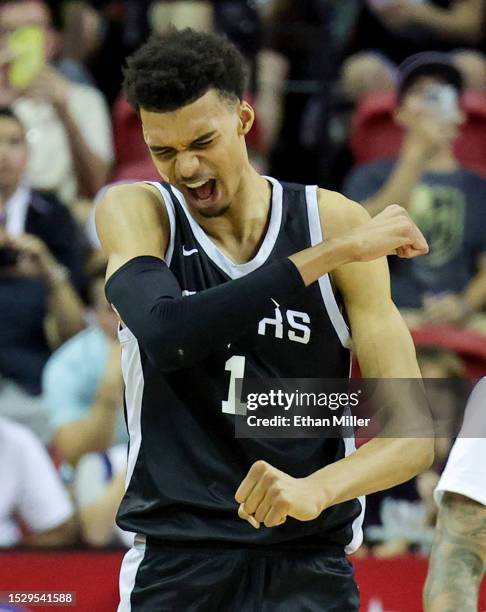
left=237, top=100, right=255, bottom=136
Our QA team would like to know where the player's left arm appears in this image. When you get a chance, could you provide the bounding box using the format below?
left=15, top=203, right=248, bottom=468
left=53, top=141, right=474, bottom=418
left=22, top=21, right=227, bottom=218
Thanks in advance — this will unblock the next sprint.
left=236, top=191, right=434, bottom=528
left=424, top=492, right=486, bottom=612
left=307, top=190, right=434, bottom=505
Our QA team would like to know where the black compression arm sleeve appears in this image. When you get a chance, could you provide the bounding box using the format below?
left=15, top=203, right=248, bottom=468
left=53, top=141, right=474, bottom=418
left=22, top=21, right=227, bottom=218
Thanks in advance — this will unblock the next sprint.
left=105, top=255, right=306, bottom=371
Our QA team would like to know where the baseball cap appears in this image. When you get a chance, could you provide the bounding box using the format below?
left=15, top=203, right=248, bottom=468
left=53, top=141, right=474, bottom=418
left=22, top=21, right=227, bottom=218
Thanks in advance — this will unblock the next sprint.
left=397, top=52, right=463, bottom=100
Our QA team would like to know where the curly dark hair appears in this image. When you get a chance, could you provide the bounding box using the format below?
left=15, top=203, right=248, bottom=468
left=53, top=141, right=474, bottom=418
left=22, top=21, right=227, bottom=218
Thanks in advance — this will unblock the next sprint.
left=123, top=28, right=248, bottom=112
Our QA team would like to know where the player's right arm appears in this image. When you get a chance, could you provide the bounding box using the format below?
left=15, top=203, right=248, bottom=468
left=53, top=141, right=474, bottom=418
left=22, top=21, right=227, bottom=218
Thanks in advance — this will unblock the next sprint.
left=424, top=492, right=486, bottom=612
left=96, top=183, right=427, bottom=371
left=96, top=182, right=171, bottom=276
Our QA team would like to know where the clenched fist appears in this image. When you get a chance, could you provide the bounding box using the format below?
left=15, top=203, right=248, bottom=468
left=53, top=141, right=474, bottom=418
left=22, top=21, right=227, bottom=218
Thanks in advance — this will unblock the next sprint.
left=347, top=204, right=429, bottom=262
left=235, top=460, right=324, bottom=529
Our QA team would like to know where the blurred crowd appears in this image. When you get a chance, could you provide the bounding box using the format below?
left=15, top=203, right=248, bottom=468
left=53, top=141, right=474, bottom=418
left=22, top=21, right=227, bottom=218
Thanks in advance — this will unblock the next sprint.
left=0, top=0, right=485, bottom=556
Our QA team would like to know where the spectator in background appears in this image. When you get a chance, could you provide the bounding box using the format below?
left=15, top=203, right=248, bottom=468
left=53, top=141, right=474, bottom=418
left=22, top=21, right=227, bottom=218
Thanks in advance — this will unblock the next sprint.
left=0, top=416, right=77, bottom=548
left=73, top=444, right=131, bottom=547
left=341, top=0, right=486, bottom=112
left=344, top=53, right=486, bottom=331
left=452, top=48, right=486, bottom=93
left=62, top=0, right=151, bottom=107
left=0, top=0, right=114, bottom=203
left=44, top=264, right=129, bottom=548
left=149, top=1, right=213, bottom=33
left=341, top=50, right=397, bottom=103
left=0, top=107, right=86, bottom=441
left=36, top=0, right=96, bottom=86
left=341, top=48, right=486, bottom=106
left=43, top=265, right=127, bottom=467
left=264, top=0, right=336, bottom=185
left=348, top=0, right=486, bottom=66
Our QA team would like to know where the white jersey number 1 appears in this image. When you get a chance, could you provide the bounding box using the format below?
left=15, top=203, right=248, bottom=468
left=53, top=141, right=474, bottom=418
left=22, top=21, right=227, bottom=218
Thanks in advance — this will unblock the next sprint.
left=222, top=355, right=246, bottom=415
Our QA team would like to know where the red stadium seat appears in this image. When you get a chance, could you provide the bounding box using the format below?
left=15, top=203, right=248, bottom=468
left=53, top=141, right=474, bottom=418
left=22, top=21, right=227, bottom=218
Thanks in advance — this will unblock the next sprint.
left=353, top=325, right=486, bottom=379
left=412, top=325, right=486, bottom=378
left=351, top=92, right=403, bottom=164
left=455, top=91, right=486, bottom=177
left=111, top=95, right=160, bottom=182
left=351, top=91, right=486, bottom=176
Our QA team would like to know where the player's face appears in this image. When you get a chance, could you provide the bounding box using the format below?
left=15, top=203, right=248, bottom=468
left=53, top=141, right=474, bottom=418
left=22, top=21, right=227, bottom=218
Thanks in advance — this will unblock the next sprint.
left=0, top=116, right=28, bottom=191
left=141, top=89, right=254, bottom=217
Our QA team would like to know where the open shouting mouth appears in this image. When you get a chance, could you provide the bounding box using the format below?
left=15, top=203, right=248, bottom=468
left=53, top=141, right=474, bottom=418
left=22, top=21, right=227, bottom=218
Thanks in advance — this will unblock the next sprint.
left=184, top=178, right=219, bottom=209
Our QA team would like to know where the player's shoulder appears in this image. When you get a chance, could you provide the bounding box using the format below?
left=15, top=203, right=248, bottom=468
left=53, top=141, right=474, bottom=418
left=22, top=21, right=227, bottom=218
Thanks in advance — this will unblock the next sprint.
left=95, top=181, right=170, bottom=235
left=96, top=181, right=173, bottom=262
left=97, top=181, right=164, bottom=211
left=316, top=187, right=370, bottom=239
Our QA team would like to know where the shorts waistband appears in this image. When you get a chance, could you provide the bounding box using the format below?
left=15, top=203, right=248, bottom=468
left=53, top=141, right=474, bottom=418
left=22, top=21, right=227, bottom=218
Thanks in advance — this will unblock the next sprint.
left=144, top=536, right=346, bottom=557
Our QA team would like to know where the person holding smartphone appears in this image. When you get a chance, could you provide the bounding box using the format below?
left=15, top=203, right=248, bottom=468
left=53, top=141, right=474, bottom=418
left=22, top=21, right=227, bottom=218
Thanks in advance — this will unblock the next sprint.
left=0, top=107, right=86, bottom=442
left=0, top=0, right=114, bottom=204
left=344, top=52, right=486, bottom=331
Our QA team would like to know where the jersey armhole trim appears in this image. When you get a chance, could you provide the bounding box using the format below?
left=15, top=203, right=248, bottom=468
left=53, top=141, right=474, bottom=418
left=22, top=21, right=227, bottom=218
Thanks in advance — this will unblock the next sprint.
left=144, top=181, right=176, bottom=266
left=305, top=185, right=351, bottom=349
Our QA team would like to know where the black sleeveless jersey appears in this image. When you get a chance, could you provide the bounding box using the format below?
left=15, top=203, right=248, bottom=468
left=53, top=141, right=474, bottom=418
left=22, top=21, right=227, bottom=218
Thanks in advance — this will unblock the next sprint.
left=117, top=177, right=364, bottom=551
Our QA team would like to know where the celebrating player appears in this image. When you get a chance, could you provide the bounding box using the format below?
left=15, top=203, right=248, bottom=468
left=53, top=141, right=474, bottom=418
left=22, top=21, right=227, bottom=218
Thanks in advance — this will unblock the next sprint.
left=96, top=28, right=433, bottom=612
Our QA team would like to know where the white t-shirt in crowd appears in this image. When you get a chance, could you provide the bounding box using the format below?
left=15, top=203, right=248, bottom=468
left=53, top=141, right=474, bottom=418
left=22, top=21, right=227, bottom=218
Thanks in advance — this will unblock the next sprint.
left=0, top=417, right=74, bottom=547
left=73, top=444, right=133, bottom=548
left=435, top=377, right=486, bottom=507
left=14, top=82, right=114, bottom=205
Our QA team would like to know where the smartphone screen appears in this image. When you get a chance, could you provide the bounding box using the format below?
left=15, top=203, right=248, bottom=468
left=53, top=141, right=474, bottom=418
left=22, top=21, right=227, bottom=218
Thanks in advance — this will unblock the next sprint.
left=7, top=25, right=46, bottom=91
left=422, top=85, right=458, bottom=122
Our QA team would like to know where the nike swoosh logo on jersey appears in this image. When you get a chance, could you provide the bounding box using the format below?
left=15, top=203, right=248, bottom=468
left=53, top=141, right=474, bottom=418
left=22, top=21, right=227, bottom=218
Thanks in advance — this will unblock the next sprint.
left=182, top=246, right=199, bottom=256
left=182, top=290, right=197, bottom=296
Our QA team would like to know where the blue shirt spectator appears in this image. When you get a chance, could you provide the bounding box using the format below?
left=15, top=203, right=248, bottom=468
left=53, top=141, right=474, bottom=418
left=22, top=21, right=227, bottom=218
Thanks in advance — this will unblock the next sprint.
left=43, top=270, right=126, bottom=466
left=43, top=326, right=127, bottom=449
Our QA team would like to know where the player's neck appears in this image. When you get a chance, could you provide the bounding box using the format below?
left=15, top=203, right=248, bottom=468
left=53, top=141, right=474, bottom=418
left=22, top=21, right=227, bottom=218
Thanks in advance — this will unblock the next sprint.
left=197, top=164, right=272, bottom=264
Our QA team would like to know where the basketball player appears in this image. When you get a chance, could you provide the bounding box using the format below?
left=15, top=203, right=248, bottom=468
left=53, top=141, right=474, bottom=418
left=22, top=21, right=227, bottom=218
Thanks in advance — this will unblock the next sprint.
left=424, top=377, right=486, bottom=612
left=96, top=29, right=434, bottom=611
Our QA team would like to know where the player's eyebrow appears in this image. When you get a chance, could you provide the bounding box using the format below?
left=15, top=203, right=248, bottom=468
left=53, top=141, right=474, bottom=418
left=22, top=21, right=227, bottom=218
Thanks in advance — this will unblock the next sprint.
left=149, top=131, right=217, bottom=155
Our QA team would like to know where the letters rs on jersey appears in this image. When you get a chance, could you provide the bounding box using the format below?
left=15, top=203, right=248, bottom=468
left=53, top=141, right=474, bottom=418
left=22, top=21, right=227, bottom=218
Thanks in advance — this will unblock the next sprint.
left=258, top=307, right=311, bottom=345
left=117, top=177, right=364, bottom=553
